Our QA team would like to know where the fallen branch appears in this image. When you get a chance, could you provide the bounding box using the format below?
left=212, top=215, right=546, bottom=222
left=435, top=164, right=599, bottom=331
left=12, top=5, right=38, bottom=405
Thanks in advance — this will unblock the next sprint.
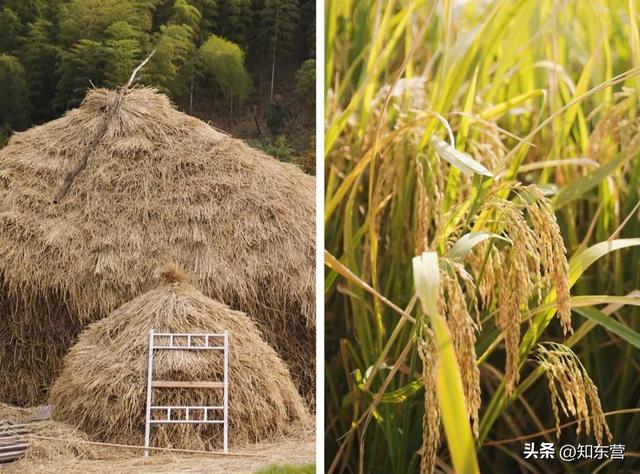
left=52, top=50, right=156, bottom=204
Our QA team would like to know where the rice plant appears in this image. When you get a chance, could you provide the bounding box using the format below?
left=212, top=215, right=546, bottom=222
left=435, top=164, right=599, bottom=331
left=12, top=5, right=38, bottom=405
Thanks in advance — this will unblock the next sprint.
left=324, top=1, right=640, bottom=472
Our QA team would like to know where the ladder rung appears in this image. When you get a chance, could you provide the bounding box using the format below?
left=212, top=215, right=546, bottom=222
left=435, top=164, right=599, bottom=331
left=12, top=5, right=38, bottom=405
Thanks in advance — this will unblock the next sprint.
left=152, top=346, right=225, bottom=350
left=150, top=406, right=223, bottom=410
left=150, top=420, right=224, bottom=425
left=152, top=381, right=223, bottom=389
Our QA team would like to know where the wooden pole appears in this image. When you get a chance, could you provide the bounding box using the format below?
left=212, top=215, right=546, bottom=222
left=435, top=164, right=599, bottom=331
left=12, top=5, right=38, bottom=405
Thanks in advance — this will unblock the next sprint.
left=52, top=50, right=156, bottom=204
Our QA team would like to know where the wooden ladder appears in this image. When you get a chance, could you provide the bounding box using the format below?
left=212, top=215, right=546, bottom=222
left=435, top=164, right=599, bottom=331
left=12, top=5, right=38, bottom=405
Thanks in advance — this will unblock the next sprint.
left=143, top=330, right=229, bottom=456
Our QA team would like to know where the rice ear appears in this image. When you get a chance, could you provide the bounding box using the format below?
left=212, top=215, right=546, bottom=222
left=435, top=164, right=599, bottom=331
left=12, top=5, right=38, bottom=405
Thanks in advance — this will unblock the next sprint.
left=525, top=186, right=572, bottom=334
left=535, top=343, right=612, bottom=444
left=476, top=183, right=572, bottom=394
left=440, top=266, right=481, bottom=436
left=418, top=333, right=440, bottom=474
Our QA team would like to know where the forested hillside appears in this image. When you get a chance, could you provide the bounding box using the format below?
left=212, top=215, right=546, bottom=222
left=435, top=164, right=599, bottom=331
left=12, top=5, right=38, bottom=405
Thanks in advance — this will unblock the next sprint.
left=0, top=0, right=315, bottom=172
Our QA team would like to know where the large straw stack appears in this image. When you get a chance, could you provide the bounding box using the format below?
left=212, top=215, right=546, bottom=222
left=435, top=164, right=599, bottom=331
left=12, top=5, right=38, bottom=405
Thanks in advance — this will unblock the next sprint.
left=0, top=87, right=315, bottom=405
left=49, top=265, right=309, bottom=449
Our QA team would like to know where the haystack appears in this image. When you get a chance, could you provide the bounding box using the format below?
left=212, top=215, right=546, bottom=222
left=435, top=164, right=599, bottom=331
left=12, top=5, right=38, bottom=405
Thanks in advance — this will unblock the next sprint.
left=48, top=266, right=309, bottom=450
left=0, top=86, right=315, bottom=405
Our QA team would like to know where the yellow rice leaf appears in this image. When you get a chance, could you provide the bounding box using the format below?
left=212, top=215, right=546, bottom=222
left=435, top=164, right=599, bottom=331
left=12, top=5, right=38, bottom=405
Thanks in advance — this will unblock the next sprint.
left=479, top=89, right=545, bottom=121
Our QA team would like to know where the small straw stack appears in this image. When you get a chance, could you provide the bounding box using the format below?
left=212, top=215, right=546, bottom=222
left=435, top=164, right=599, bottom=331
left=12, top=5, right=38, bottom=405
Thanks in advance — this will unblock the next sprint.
left=49, top=265, right=310, bottom=450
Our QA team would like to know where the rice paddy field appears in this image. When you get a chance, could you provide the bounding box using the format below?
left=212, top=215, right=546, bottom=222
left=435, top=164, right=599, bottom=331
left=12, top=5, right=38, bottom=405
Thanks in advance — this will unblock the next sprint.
left=324, top=1, right=640, bottom=472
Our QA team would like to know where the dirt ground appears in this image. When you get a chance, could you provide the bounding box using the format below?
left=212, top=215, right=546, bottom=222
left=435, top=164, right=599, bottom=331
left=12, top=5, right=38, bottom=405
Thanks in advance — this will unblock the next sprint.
left=2, top=438, right=315, bottom=473
left=0, top=404, right=315, bottom=473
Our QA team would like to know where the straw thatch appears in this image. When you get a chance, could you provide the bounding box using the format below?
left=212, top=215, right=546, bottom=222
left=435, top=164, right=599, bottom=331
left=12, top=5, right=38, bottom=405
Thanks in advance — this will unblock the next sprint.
left=0, top=87, right=315, bottom=406
left=48, top=267, right=310, bottom=450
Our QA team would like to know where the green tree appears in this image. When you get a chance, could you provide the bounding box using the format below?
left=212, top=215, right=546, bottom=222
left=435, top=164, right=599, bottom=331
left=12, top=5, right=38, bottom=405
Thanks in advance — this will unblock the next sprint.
left=154, top=0, right=213, bottom=42
left=144, top=23, right=196, bottom=95
left=189, top=0, right=218, bottom=37
left=294, top=59, right=314, bottom=105
left=58, top=0, right=153, bottom=45
left=257, top=0, right=300, bottom=101
left=55, top=39, right=104, bottom=110
left=0, top=0, right=313, bottom=151
left=0, top=54, right=29, bottom=142
left=0, top=7, right=22, bottom=53
left=299, top=0, right=314, bottom=58
left=147, top=0, right=213, bottom=99
left=0, top=0, right=45, bottom=25
left=168, top=0, right=201, bottom=32
left=197, top=34, right=252, bottom=110
left=103, top=21, right=142, bottom=86
left=258, top=0, right=300, bottom=59
left=21, top=19, right=61, bottom=122
left=217, top=0, right=252, bottom=46
left=265, top=100, right=288, bottom=136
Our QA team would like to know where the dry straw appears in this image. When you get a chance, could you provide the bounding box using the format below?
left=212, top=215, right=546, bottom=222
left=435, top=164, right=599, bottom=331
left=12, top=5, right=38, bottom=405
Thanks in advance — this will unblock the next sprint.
left=49, top=264, right=310, bottom=450
left=0, top=403, right=110, bottom=462
left=0, top=87, right=316, bottom=405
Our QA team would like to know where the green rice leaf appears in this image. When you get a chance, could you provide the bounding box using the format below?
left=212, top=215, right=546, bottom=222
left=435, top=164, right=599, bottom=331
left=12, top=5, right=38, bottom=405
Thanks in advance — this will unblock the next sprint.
left=552, top=149, right=636, bottom=209
left=378, top=378, right=423, bottom=404
left=521, top=238, right=640, bottom=355
left=574, top=306, right=640, bottom=350
left=447, top=231, right=511, bottom=260
left=431, top=137, right=494, bottom=178
left=568, top=238, right=640, bottom=286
